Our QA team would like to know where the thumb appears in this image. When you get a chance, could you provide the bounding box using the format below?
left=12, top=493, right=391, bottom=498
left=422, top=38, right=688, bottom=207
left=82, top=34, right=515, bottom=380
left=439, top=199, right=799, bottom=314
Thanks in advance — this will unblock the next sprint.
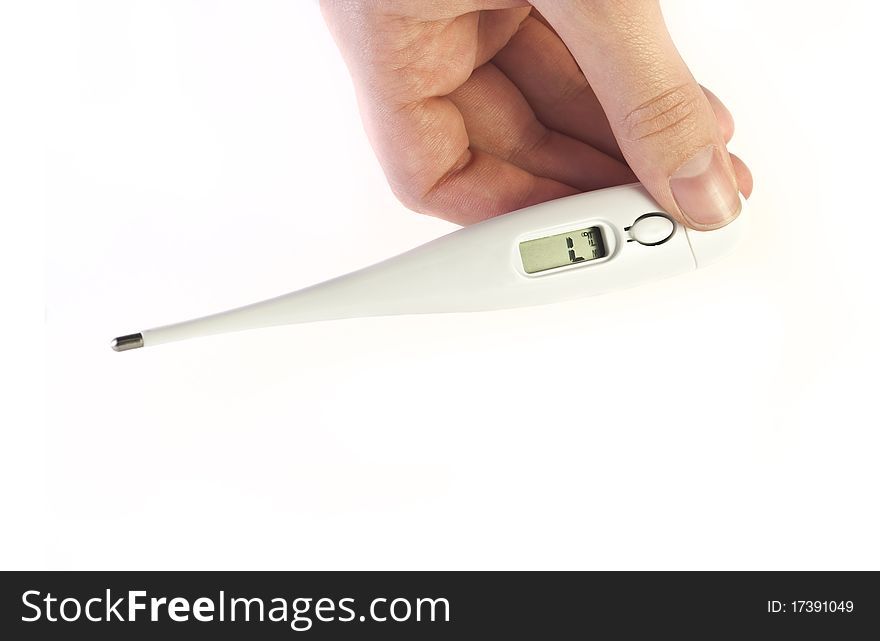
left=531, top=0, right=741, bottom=230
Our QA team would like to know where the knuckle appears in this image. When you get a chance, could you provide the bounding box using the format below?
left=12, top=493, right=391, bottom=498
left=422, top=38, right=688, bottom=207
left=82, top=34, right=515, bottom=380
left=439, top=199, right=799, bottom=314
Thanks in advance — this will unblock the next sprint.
left=619, top=83, right=703, bottom=143
left=389, top=180, right=426, bottom=213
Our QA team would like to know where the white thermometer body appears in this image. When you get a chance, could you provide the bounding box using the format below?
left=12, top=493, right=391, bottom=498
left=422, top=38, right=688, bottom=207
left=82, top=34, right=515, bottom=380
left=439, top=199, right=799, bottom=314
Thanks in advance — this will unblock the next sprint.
left=112, top=183, right=746, bottom=351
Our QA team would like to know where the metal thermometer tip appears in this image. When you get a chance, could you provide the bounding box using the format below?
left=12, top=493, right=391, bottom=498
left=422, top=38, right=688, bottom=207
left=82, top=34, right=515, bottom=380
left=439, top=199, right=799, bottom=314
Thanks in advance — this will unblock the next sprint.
left=111, top=333, right=144, bottom=352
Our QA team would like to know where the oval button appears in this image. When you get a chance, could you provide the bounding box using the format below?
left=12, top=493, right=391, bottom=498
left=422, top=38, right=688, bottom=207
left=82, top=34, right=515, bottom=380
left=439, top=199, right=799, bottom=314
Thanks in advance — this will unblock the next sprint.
left=630, top=214, right=674, bottom=246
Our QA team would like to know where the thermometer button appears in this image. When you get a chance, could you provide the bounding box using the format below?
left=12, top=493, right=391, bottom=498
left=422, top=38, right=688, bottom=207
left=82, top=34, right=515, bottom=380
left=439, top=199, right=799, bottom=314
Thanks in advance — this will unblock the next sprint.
left=628, top=214, right=675, bottom=246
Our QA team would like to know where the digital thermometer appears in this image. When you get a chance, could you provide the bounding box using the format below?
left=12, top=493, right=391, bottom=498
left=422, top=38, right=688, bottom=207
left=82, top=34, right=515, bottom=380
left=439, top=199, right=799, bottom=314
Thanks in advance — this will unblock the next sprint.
left=111, top=183, right=747, bottom=351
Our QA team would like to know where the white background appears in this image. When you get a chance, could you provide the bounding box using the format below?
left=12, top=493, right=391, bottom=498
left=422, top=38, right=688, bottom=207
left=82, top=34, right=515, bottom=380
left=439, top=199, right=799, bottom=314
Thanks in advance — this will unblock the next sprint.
left=2, top=1, right=878, bottom=569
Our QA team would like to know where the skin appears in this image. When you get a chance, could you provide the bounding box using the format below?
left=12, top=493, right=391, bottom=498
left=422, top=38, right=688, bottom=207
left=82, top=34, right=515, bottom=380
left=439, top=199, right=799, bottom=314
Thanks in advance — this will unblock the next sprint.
left=320, top=0, right=753, bottom=228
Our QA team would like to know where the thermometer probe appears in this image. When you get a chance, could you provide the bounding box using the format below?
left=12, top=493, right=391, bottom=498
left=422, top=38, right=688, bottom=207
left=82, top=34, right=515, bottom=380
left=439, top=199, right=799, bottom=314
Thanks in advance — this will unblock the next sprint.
left=111, top=183, right=747, bottom=352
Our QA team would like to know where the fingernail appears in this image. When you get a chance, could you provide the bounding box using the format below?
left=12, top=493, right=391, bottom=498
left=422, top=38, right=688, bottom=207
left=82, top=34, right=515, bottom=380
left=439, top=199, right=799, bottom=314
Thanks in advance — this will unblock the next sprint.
left=670, top=145, right=741, bottom=228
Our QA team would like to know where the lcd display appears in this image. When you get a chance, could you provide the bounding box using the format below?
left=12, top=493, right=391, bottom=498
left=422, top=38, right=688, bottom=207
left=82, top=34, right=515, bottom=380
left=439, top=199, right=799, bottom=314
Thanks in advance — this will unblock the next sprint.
left=519, top=226, right=606, bottom=274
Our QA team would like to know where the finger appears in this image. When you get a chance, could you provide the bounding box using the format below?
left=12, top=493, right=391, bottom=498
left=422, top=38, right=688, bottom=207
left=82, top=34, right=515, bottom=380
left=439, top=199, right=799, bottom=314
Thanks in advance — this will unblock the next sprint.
left=368, top=95, right=578, bottom=224
left=492, top=15, right=623, bottom=161
left=386, top=97, right=582, bottom=224
left=447, top=63, right=636, bottom=191
left=702, top=86, right=734, bottom=143
left=422, top=146, right=579, bottom=225
left=493, top=15, right=737, bottom=160
left=321, top=5, right=574, bottom=224
left=474, top=7, right=533, bottom=67
left=531, top=0, right=742, bottom=230
left=730, top=153, right=753, bottom=199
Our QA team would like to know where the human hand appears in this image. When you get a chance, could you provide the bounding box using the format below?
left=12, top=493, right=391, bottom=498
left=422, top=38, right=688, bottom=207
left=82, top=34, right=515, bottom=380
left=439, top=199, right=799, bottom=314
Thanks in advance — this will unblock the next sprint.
left=320, top=0, right=752, bottom=229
